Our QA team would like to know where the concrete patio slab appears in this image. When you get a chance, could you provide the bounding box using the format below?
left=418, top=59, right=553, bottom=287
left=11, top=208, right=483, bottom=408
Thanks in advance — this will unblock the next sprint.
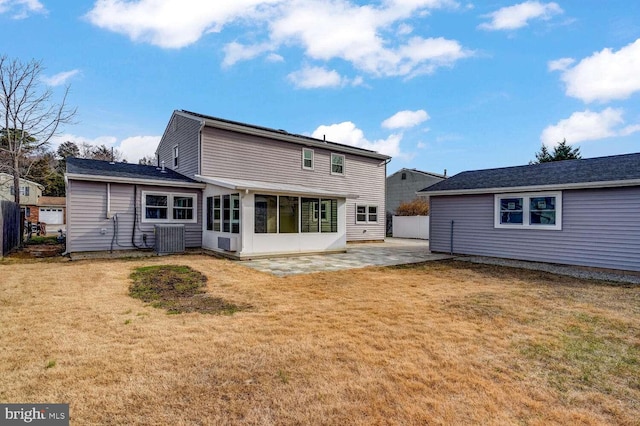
left=240, top=238, right=452, bottom=276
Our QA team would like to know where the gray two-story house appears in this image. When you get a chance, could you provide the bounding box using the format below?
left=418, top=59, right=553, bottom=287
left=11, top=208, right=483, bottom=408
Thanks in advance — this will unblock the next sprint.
left=156, top=110, right=390, bottom=258
left=65, top=110, right=390, bottom=258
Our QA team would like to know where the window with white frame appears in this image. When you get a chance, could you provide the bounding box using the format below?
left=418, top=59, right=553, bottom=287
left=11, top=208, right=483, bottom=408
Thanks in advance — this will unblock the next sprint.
left=331, top=153, right=345, bottom=175
left=142, top=192, right=196, bottom=223
left=255, top=195, right=338, bottom=233
left=494, top=192, right=562, bottom=230
left=356, top=204, right=378, bottom=224
left=173, top=145, right=179, bottom=168
left=302, top=148, right=314, bottom=170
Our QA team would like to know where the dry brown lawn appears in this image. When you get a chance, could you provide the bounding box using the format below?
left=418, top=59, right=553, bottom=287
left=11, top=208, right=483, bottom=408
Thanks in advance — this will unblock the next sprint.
left=1, top=255, right=639, bottom=425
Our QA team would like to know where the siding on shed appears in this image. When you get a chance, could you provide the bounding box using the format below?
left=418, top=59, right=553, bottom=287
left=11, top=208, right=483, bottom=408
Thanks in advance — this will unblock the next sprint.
left=157, top=114, right=201, bottom=178
left=429, top=187, right=640, bottom=272
left=199, top=127, right=387, bottom=241
left=67, top=180, right=202, bottom=253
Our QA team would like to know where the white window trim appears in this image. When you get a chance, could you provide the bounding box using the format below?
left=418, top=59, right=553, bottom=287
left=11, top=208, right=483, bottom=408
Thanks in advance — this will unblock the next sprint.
left=331, top=153, right=345, bottom=176
left=142, top=191, right=197, bottom=223
left=494, top=191, right=562, bottom=230
left=356, top=204, right=378, bottom=224
left=173, top=145, right=179, bottom=168
left=302, top=148, right=314, bottom=171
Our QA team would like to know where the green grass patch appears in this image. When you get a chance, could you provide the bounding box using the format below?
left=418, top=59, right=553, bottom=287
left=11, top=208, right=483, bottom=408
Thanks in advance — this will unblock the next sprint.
left=520, top=312, right=640, bottom=396
left=129, top=265, right=250, bottom=315
left=26, top=235, right=60, bottom=245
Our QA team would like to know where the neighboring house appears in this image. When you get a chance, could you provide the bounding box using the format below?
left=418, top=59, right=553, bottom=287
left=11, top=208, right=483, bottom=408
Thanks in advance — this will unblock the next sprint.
left=34, top=196, right=67, bottom=227
left=0, top=172, right=44, bottom=220
left=386, top=168, right=446, bottom=215
left=419, top=153, right=640, bottom=272
left=155, top=110, right=390, bottom=258
left=65, top=110, right=390, bottom=258
left=65, top=158, right=205, bottom=254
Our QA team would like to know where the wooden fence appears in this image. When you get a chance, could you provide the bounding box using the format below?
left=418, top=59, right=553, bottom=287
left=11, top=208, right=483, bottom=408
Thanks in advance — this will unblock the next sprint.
left=1, top=200, right=21, bottom=257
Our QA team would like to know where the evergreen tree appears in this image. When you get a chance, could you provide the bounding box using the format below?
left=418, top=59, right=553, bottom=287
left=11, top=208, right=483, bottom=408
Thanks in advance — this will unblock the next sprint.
left=531, top=139, right=581, bottom=164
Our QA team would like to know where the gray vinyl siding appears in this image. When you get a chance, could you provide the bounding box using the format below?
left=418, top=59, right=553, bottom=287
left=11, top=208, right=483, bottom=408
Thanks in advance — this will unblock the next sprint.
left=67, top=180, right=202, bottom=253
left=430, top=186, right=640, bottom=272
left=200, top=127, right=386, bottom=241
left=386, top=171, right=444, bottom=214
left=157, top=114, right=201, bottom=178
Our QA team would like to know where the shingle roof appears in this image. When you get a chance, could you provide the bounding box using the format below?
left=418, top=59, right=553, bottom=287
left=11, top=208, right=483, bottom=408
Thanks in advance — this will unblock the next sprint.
left=38, top=196, right=65, bottom=206
left=420, top=152, right=640, bottom=194
left=66, top=158, right=200, bottom=184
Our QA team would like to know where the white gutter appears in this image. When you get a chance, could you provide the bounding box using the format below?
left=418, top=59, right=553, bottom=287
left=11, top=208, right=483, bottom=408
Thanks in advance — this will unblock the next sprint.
left=417, top=178, right=640, bottom=197
left=65, top=173, right=206, bottom=189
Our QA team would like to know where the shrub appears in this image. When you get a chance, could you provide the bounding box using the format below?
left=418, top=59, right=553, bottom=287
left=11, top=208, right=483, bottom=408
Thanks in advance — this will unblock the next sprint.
left=395, top=198, right=430, bottom=216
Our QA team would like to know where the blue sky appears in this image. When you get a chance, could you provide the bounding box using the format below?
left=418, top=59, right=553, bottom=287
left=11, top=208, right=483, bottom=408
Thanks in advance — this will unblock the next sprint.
left=1, top=0, right=639, bottom=176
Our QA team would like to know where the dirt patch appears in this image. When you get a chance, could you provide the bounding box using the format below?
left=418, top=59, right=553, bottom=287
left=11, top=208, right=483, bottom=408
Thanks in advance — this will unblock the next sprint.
left=129, top=264, right=251, bottom=314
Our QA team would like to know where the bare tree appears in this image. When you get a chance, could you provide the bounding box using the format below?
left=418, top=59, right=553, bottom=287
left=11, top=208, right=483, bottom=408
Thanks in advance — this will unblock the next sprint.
left=0, top=56, right=76, bottom=206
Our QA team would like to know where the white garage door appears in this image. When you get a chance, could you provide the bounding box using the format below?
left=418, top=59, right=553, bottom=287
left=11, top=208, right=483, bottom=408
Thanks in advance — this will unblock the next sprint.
left=39, top=208, right=64, bottom=225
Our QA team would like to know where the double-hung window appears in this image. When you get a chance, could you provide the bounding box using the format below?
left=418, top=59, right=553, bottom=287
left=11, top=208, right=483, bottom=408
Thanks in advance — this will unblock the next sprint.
left=173, top=145, right=179, bottom=168
left=221, top=194, right=240, bottom=233
left=142, top=192, right=196, bottom=223
left=206, top=196, right=222, bottom=231
left=494, top=192, right=561, bottom=230
left=356, top=204, right=378, bottom=224
left=331, top=153, right=345, bottom=175
left=302, top=148, right=314, bottom=170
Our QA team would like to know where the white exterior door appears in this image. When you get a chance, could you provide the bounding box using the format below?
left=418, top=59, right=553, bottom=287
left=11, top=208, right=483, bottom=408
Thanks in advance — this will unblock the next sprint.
left=39, top=208, right=64, bottom=224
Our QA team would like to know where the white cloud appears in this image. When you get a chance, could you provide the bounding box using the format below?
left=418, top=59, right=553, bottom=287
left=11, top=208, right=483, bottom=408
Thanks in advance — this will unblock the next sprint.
left=87, top=0, right=471, bottom=81
left=118, top=136, right=161, bottom=162
left=556, top=38, right=640, bottom=103
left=50, top=134, right=118, bottom=151
left=41, top=70, right=80, bottom=87
left=311, top=121, right=403, bottom=157
left=382, top=109, right=430, bottom=129
left=287, top=66, right=348, bottom=89
left=478, top=1, right=562, bottom=31
left=547, top=57, right=574, bottom=72
left=0, top=0, right=46, bottom=19
left=50, top=133, right=160, bottom=163
left=540, top=108, right=640, bottom=146
left=86, top=0, right=279, bottom=49
left=222, top=42, right=274, bottom=67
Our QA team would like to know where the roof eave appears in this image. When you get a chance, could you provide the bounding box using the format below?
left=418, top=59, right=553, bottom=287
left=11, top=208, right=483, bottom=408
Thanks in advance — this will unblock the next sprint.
left=180, top=111, right=390, bottom=161
left=418, top=179, right=640, bottom=197
left=195, top=175, right=357, bottom=199
left=65, top=173, right=206, bottom=189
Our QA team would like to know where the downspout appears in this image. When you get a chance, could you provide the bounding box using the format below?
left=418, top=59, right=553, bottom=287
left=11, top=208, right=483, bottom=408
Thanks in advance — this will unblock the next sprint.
left=198, top=120, right=205, bottom=176
left=450, top=220, right=455, bottom=255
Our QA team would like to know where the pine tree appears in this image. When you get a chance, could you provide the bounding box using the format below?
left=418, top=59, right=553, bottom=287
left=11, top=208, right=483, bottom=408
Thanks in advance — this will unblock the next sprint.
left=531, top=139, right=581, bottom=164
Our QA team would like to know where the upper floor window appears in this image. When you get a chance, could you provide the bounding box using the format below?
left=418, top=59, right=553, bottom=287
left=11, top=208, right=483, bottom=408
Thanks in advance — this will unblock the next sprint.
left=494, top=192, right=562, bottom=230
left=142, top=192, right=197, bottom=223
left=401, top=172, right=407, bottom=180
left=173, top=145, right=179, bottom=168
left=302, top=148, right=314, bottom=170
left=10, top=186, right=30, bottom=196
left=331, top=153, right=345, bottom=175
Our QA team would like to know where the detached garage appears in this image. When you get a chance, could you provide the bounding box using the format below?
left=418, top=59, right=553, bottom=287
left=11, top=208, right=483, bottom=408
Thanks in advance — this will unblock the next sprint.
left=418, top=153, right=640, bottom=272
left=36, top=196, right=66, bottom=227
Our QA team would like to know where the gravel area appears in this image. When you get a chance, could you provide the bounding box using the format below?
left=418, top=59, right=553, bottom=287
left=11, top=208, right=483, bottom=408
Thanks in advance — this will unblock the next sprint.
left=457, top=256, right=640, bottom=285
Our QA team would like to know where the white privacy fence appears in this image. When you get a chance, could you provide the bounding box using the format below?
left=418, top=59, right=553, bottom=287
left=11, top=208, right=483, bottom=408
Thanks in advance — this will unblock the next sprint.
left=392, top=215, right=429, bottom=239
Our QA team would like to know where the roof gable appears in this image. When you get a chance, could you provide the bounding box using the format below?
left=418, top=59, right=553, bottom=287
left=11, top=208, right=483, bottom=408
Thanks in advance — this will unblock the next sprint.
left=420, top=152, right=640, bottom=194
